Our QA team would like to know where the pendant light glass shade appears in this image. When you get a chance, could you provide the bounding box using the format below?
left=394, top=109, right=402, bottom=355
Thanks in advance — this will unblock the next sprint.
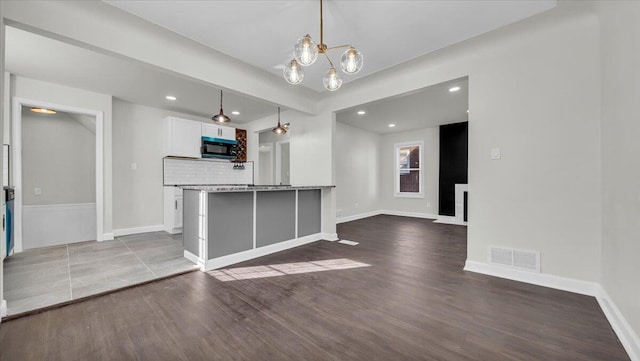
left=340, top=47, right=364, bottom=74
left=283, top=59, right=304, bottom=85
left=272, top=107, right=287, bottom=135
left=323, top=68, right=343, bottom=91
left=212, top=90, right=231, bottom=123
left=294, top=34, right=318, bottom=66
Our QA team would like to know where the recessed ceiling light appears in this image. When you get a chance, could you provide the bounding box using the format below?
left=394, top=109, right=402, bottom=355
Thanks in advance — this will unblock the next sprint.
left=388, top=123, right=396, bottom=128
left=30, top=107, right=56, bottom=114
left=166, top=95, right=177, bottom=100
left=231, top=111, right=240, bottom=115
left=449, top=87, right=460, bottom=92
left=357, top=110, right=366, bottom=115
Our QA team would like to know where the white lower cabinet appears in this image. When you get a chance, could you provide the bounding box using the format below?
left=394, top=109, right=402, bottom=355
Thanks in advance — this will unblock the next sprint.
left=164, top=186, right=183, bottom=234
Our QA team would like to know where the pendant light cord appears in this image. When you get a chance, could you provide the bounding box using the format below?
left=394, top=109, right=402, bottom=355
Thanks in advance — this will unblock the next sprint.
left=219, top=90, right=224, bottom=112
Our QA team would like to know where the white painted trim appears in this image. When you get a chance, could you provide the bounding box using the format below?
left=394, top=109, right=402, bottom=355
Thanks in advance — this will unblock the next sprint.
left=294, top=189, right=299, bottom=238
left=0, top=299, right=7, bottom=318
left=113, top=224, right=164, bottom=237
left=381, top=210, right=438, bottom=220
left=596, top=286, right=640, bottom=361
left=464, top=260, right=640, bottom=361
left=434, top=215, right=467, bottom=226
left=204, top=233, right=324, bottom=271
left=393, top=140, right=424, bottom=198
left=463, top=260, right=600, bottom=296
left=12, top=97, right=105, bottom=251
left=337, top=210, right=381, bottom=224
left=184, top=250, right=203, bottom=269
left=321, top=232, right=339, bottom=241
left=102, top=233, right=114, bottom=241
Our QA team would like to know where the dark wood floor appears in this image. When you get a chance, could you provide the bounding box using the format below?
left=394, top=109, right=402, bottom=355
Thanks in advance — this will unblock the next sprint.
left=0, top=215, right=629, bottom=360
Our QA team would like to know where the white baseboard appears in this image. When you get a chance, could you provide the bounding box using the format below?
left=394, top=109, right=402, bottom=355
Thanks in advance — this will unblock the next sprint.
left=463, top=260, right=600, bottom=296
left=321, top=232, right=339, bottom=241
left=203, top=233, right=324, bottom=271
left=113, top=224, right=164, bottom=237
left=464, top=260, right=640, bottom=361
left=380, top=210, right=438, bottom=220
left=336, top=210, right=438, bottom=224
left=101, top=233, right=114, bottom=241
left=433, top=215, right=467, bottom=226
left=0, top=299, right=6, bottom=318
left=596, top=286, right=640, bottom=361
left=337, top=211, right=381, bottom=224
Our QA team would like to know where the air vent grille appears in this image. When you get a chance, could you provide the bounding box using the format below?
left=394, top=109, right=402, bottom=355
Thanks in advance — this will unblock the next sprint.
left=488, top=246, right=540, bottom=272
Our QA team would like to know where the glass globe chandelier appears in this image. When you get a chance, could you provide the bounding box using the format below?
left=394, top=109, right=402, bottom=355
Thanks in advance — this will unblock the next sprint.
left=283, top=0, right=363, bottom=91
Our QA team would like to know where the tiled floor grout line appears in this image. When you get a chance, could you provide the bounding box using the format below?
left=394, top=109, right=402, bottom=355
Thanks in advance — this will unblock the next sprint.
left=118, top=238, right=158, bottom=277
left=66, top=244, right=73, bottom=300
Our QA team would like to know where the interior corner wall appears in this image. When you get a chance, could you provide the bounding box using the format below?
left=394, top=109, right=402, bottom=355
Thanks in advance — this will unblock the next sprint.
left=335, top=122, right=380, bottom=219
left=11, top=75, right=114, bottom=235
left=324, top=6, right=603, bottom=283
left=112, top=99, right=211, bottom=231
left=378, top=127, right=439, bottom=217
left=597, top=1, right=640, bottom=345
left=1, top=9, right=6, bottom=314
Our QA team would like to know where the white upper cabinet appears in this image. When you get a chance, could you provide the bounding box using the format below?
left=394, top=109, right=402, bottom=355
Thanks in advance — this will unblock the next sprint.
left=202, top=123, right=236, bottom=141
left=163, top=117, right=202, bottom=158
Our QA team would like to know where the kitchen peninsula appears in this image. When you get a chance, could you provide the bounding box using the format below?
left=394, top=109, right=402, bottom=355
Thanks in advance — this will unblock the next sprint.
left=182, top=185, right=334, bottom=271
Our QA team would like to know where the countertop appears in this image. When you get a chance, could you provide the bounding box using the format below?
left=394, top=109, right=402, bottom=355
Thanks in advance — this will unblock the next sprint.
left=180, top=185, right=335, bottom=192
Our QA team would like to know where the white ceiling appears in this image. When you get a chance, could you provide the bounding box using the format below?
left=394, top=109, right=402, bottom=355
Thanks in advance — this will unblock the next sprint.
left=5, top=26, right=278, bottom=123
left=336, top=77, right=468, bottom=134
left=105, top=0, right=555, bottom=93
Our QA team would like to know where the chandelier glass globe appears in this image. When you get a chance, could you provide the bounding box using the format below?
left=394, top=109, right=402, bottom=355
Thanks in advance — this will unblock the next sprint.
left=323, top=67, right=343, bottom=91
left=340, top=47, right=364, bottom=74
left=294, top=34, right=318, bottom=66
left=283, top=59, right=304, bottom=85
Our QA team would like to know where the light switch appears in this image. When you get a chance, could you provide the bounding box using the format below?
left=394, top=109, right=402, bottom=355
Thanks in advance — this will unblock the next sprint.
left=131, top=162, right=137, bottom=170
left=34, top=187, right=42, bottom=196
left=491, top=147, right=501, bottom=160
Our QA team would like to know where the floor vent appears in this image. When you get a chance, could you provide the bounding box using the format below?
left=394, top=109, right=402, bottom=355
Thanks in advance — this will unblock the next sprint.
left=488, top=246, right=540, bottom=272
left=338, top=240, right=359, bottom=246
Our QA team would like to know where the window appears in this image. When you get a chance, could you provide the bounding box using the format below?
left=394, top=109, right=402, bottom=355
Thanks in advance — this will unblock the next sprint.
left=394, top=141, right=423, bottom=198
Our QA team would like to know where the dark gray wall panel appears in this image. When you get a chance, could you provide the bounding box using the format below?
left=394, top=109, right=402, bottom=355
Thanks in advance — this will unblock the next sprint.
left=182, top=190, right=200, bottom=256
left=298, top=189, right=321, bottom=237
left=256, top=191, right=296, bottom=247
left=439, top=122, right=468, bottom=216
left=208, top=192, right=254, bottom=259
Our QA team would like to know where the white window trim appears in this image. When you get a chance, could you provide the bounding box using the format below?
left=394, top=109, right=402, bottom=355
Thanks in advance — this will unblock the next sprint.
left=394, top=140, right=424, bottom=199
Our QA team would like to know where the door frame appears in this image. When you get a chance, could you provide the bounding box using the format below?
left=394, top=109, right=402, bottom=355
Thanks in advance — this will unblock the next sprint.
left=11, top=97, right=104, bottom=252
left=275, top=139, right=290, bottom=185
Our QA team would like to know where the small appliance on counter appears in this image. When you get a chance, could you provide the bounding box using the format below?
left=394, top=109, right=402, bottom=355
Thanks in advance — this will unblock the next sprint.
left=4, top=187, right=14, bottom=258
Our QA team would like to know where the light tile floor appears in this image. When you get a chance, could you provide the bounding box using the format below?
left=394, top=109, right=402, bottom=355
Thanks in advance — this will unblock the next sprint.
left=3, top=232, right=198, bottom=315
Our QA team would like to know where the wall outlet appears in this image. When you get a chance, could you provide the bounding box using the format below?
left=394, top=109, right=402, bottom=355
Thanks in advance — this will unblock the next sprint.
left=355, top=202, right=359, bottom=209
left=34, top=187, right=42, bottom=196
left=426, top=202, right=431, bottom=208
left=131, top=162, right=137, bottom=170
left=336, top=209, right=343, bottom=218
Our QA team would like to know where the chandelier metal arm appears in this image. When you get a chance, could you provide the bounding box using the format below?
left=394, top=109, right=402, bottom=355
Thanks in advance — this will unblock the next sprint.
left=325, top=44, right=353, bottom=51
left=322, top=51, right=335, bottom=68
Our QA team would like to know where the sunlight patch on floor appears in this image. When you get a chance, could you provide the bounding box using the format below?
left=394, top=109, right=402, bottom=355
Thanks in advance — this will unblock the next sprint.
left=208, top=258, right=370, bottom=282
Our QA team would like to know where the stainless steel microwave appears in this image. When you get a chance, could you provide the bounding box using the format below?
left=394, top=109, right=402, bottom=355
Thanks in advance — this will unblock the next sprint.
left=201, top=137, right=238, bottom=159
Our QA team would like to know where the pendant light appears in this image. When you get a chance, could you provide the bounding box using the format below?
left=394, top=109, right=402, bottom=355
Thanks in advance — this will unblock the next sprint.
left=283, top=0, right=363, bottom=91
left=212, top=90, right=231, bottom=123
left=272, top=107, right=289, bottom=135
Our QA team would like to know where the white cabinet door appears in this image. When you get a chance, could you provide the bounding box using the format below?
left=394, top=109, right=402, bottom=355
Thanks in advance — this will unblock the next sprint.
left=164, top=117, right=201, bottom=158
left=202, top=123, right=236, bottom=141
left=219, top=125, right=236, bottom=141
left=174, top=195, right=183, bottom=228
left=163, top=186, right=184, bottom=234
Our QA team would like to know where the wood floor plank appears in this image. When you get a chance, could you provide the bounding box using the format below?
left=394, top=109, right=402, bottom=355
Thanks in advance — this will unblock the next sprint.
left=0, top=215, right=630, bottom=360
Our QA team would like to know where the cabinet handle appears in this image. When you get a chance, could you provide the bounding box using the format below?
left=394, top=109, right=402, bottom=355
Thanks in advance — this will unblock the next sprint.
left=175, top=200, right=177, bottom=210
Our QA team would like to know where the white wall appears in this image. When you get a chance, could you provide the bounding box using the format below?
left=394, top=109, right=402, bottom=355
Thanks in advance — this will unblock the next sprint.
left=22, top=111, right=95, bottom=205
left=335, top=122, right=380, bottom=219
left=379, top=126, right=439, bottom=217
left=112, top=99, right=211, bottom=230
left=11, top=75, right=113, bottom=235
left=597, top=1, right=640, bottom=347
left=1, top=11, right=6, bottom=316
left=324, top=5, right=603, bottom=283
